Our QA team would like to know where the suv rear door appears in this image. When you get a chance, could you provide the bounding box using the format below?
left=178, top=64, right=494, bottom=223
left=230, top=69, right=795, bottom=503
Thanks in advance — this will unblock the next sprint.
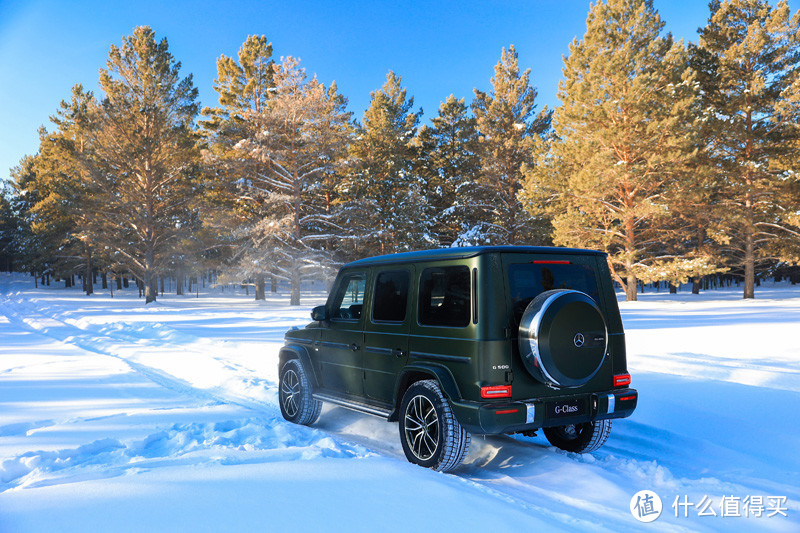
left=363, top=267, right=413, bottom=403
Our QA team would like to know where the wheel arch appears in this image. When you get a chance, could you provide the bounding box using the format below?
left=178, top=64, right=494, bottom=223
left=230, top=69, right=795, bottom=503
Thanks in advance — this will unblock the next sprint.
left=389, top=363, right=461, bottom=422
left=279, top=345, right=320, bottom=390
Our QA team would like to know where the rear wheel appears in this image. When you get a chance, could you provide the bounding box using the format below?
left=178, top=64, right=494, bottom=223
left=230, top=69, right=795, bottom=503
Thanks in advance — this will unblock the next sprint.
left=279, top=359, right=322, bottom=425
left=399, top=380, right=470, bottom=472
left=544, top=419, right=611, bottom=453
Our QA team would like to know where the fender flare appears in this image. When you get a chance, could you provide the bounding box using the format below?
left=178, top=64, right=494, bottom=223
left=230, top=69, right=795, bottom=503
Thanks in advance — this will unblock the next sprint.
left=389, top=363, right=462, bottom=421
left=279, top=344, right=320, bottom=389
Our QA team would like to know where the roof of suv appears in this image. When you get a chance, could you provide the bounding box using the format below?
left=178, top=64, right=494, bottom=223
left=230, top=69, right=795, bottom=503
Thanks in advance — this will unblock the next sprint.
left=345, top=245, right=605, bottom=268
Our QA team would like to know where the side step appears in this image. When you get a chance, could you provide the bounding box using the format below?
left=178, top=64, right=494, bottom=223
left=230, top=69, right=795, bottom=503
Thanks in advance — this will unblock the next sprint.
left=313, top=392, right=393, bottom=418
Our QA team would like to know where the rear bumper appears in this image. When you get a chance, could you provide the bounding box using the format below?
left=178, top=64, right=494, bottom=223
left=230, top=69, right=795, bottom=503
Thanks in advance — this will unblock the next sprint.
left=450, top=388, right=638, bottom=435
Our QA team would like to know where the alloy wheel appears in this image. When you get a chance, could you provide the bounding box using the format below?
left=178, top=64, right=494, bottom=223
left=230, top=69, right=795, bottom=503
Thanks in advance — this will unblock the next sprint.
left=281, top=368, right=300, bottom=418
left=403, top=394, right=439, bottom=461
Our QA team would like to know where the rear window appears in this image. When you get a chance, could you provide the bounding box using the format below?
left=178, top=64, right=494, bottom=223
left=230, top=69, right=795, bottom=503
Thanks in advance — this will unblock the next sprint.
left=418, top=266, right=471, bottom=327
left=508, top=262, right=599, bottom=324
left=372, top=270, right=410, bottom=322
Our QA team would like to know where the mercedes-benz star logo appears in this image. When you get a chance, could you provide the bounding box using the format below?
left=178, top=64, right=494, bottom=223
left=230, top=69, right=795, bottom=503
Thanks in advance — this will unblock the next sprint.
left=573, top=333, right=585, bottom=348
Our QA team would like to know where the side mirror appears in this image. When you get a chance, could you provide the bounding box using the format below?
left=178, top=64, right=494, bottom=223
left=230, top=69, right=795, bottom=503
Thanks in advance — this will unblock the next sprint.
left=311, top=305, right=329, bottom=322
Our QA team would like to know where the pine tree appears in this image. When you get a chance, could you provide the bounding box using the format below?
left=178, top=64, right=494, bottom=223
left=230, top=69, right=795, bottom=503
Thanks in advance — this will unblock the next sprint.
left=340, top=71, right=429, bottom=256
left=38, top=85, right=106, bottom=294
left=8, top=156, right=48, bottom=278
left=414, top=95, right=481, bottom=246
left=692, top=0, right=800, bottom=298
left=0, top=182, right=16, bottom=272
left=523, top=0, right=699, bottom=301
left=471, top=45, right=551, bottom=246
left=233, top=56, right=352, bottom=305
left=77, top=26, right=199, bottom=303
left=199, top=35, right=276, bottom=299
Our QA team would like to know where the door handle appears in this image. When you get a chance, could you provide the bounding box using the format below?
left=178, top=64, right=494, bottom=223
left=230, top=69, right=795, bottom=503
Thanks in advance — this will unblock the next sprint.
left=392, top=348, right=406, bottom=358
left=350, top=343, right=360, bottom=351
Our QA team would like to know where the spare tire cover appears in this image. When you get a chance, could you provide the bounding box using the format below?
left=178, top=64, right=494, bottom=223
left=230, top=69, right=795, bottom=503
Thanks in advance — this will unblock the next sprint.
left=518, top=289, right=607, bottom=388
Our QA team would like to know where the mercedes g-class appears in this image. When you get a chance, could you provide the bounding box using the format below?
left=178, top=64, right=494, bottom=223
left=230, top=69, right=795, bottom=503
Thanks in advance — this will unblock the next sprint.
left=279, top=246, right=638, bottom=472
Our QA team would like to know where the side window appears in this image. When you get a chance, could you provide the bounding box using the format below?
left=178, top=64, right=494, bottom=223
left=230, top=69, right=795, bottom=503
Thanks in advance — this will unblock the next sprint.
left=331, top=273, right=366, bottom=320
left=372, top=270, right=410, bottom=322
left=418, top=266, right=470, bottom=328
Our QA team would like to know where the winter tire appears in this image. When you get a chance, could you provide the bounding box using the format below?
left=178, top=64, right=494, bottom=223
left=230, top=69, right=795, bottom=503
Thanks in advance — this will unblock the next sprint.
left=518, top=289, right=608, bottom=388
left=279, top=359, right=322, bottom=425
left=399, top=379, right=470, bottom=472
left=544, top=419, right=611, bottom=453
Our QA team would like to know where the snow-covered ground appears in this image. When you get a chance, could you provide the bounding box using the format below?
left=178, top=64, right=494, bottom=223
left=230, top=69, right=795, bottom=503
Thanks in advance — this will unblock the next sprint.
left=0, top=273, right=798, bottom=532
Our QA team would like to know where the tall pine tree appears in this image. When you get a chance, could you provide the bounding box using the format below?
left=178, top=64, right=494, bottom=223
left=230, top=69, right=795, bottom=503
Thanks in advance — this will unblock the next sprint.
left=233, top=56, right=352, bottom=305
left=200, top=35, right=276, bottom=299
left=340, top=72, right=429, bottom=256
left=692, top=0, right=800, bottom=298
left=471, top=45, right=551, bottom=246
left=78, top=26, right=200, bottom=303
left=414, top=95, right=481, bottom=246
left=523, top=0, right=699, bottom=301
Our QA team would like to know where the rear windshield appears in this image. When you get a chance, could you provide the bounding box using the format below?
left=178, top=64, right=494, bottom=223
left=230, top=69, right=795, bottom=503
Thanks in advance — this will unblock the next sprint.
left=508, top=262, right=599, bottom=325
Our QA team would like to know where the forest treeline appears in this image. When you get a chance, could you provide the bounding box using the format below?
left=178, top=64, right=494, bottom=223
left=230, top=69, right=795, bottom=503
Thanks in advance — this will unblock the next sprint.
left=1, top=0, right=799, bottom=303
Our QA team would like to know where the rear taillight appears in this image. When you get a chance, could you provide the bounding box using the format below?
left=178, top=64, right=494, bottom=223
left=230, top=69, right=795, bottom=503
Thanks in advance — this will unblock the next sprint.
left=614, top=373, right=631, bottom=387
left=481, top=385, right=512, bottom=399
left=494, top=408, right=519, bottom=415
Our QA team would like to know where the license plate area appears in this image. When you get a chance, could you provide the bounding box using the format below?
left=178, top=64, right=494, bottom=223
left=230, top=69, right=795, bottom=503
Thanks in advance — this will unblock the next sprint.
left=546, top=397, right=587, bottom=419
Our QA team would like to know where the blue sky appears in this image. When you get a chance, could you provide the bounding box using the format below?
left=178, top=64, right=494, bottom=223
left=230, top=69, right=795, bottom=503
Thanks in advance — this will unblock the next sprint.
left=0, top=0, right=795, bottom=182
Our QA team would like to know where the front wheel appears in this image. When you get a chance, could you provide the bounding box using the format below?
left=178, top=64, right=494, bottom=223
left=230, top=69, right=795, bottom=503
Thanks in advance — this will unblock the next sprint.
left=399, top=380, right=470, bottom=472
left=279, top=359, right=322, bottom=425
left=543, top=419, right=611, bottom=453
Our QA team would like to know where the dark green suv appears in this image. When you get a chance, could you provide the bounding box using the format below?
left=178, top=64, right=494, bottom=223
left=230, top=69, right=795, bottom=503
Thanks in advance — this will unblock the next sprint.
left=279, top=246, right=638, bottom=471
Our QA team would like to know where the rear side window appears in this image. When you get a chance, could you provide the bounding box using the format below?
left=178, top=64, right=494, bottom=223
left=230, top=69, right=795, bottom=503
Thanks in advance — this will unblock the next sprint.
left=418, top=266, right=470, bottom=327
left=372, top=271, right=410, bottom=322
left=331, top=273, right=366, bottom=320
left=508, top=262, right=599, bottom=324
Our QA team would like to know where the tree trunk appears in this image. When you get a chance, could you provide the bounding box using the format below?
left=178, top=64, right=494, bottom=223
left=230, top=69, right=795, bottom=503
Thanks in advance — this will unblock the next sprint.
left=625, top=273, right=638, bottom=301
left=85, top=247, right=93, bottom=296
left=116, top=276, right=122, bottom=290
left=101, top=272, right=108, bottom=289
left=692, top=276, right=702, bottom=295
left=290, top=258, right=300, bottom=306
left=255, top=273, right=266, bottom=301
left=270, top=274, right=277, bottom=293
left=160, top=276, right=165, bottom=296
left=669, top=282, right=677, bottom=294
left=744, top=230, right=755, bottom=299
left=176, top=264, right=184, bottom=295
left=145, top=273, right=156, bottom=304
left=123, top=276, right=129, bottom=288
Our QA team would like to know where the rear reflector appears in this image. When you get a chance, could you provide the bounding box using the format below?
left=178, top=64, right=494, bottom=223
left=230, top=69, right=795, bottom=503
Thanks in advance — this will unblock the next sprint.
left=481, top=385, right=512, bottom=399
left=614, top=374, right=631, bottom=387
left=531, top=260, right=571, bottom=264
left=494, top=409, right=519, bottom=415
left=618, top=395, right=636, bottom=402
